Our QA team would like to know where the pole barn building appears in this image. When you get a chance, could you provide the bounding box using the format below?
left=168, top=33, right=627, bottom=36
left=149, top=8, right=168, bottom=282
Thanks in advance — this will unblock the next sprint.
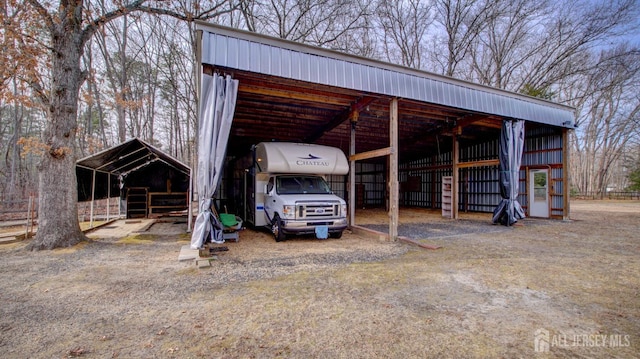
left=192, top=22, right=574, bottom=241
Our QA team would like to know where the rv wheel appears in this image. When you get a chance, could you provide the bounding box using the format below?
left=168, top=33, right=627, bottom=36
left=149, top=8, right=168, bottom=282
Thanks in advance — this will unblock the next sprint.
left=272, top=215, right=286, bottom=242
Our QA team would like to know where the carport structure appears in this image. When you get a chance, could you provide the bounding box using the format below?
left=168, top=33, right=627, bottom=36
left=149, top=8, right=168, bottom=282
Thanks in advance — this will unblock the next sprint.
left=76, top=138, right=192, bottom=227
left=195, top=22, right=575, bottom=240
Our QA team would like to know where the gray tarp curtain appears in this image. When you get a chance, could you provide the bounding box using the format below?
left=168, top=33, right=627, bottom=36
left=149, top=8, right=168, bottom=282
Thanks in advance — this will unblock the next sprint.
left=492, top=119, right=526, bottom=226
left=190, top=73, right=238, bottom=249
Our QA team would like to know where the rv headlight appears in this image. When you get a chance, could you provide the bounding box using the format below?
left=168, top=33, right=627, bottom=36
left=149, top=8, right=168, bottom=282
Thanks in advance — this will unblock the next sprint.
left=341, top=204, right=347, bottom=216
left=282, top=205, right=296, bottom=219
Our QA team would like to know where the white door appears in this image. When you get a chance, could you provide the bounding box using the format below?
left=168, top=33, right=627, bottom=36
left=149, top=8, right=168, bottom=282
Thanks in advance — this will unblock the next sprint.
left=529, top=169, right=549, bottom=218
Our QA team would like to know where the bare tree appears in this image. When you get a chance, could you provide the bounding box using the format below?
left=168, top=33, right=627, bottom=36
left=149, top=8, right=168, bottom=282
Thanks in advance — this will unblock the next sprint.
left=0, top=0, right=234, bottom=250
left=375, top=0, right=434, bottom=69
left=432, top=0, right=494, bottom=78
left=468, top=0, right=639, bottom=92
left=238, top=0, right=373, bottom=48
left=570, top=47, right=640, bottom=196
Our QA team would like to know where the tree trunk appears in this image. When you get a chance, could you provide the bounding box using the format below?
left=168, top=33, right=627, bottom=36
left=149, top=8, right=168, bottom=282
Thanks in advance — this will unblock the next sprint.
left=29, top=15, right=87, bottom=250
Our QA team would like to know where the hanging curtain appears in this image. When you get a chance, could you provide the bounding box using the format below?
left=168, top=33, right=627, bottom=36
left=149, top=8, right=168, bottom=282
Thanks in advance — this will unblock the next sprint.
left=492, top=119, right=526, bottom=226
left=190, top=73, right=239, bottom=249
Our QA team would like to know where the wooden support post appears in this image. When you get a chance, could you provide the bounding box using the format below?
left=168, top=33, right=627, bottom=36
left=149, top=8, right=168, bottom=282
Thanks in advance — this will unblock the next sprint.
left=452, top=130, right=460, bottom=219
left=106, top=173, right=111, bottom=221
left=187, top=169, right=193, bottom=232
left=90, top=169, right=96, bottom=228
left=389, top=98, right=399, bottom=240
left=562, top=128, right=570, bottom=220
left=349, top=121, right=356, bottom=227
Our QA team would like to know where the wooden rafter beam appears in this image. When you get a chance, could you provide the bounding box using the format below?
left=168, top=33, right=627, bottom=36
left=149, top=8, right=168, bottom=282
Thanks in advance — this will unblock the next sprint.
left=456, top=114, right=502, bottom=129
left=304, top=96, right=377, bottom=143
left=349, top=147, right=392, bottom=161
left=239, top=84, right=351, bottom=106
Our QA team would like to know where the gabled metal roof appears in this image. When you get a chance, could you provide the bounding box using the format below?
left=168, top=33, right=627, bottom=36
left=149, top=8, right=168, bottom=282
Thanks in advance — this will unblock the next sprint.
left=76, top=137, right=190, bottom=177
left=196, top=22, right=575, bottom=129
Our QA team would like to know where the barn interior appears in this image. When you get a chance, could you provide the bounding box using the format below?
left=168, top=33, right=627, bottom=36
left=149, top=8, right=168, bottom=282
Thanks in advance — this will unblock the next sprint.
left=208, top=65, right=570, bottom=234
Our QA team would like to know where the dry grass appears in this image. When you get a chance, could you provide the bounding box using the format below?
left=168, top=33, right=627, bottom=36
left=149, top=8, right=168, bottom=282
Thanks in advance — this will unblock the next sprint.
left=0, top=200, right=638, bottom=358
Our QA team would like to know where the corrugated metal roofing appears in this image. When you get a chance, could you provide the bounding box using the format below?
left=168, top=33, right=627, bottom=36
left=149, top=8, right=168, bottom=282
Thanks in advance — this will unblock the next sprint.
left=196, top=22, right=575, bottom=128
left=76, top=137, right=190, bottom=176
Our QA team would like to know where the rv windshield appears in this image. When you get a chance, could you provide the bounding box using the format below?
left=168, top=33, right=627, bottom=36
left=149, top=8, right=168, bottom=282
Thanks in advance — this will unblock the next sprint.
left=276, top=175, right=332, bottom=195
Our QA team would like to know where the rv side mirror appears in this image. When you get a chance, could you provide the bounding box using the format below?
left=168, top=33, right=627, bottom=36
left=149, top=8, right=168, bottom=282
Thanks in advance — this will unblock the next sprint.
left=265, top=177, right=275, bottom=194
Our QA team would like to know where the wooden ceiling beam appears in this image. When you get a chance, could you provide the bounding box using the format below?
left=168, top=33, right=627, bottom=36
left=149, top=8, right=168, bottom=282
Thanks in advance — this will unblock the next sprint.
left=239, top=84, right=351, bottom=106
left=304, top=96, right=377, bottom=143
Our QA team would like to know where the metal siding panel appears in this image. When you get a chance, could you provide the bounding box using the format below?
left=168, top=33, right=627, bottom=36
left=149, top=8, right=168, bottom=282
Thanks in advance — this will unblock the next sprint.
left=328, top=58, right=338, bottom=86
left=366, top=66, right=375, bottom=92
left=201, top=31, right=211, bottom=64
left=489, top=93, right=498, bottom=115
left=454, top=85, right=464, bottom=108
left=300, top=52, right=310, bottom=82
left=316, top=56, right=329, bottom=85
left=271, top=46, right=281, bottom=76
left=458, top=86, right=469, bottom=110
left=473, top=90, right=482, bottom=112
left=290, top=51, right=301, bottom=80
left=308, top=55, right=318, bottom=83
left=493, top=95, right=503, bottom=116
left=214, top=34, right=227, bottom=66
left=281, top=48, right=291, bottom=78
left=434, top=81, right=443, bottom=104
left=261, top=43, right=271, bottom=74
left=391, top=71, right=400, bottom=96
left=419, top=78, right=428, bottom=102
left=226, top=36, right=239, bottom=68
left=249, top=42, right=261, bottom=72
left=314, top=55, right=322, bottom=83
left=327, top=57, right=335, bottom=85
left=412, top=75, right=420, bottom=99
left=472, top=87, right=481, bottom=112
left=421, top=78, right=429, bottom=102
left=428, top=79, right=437, bottom=103
left=349, top=64, right=358, bottom=90
left=335, top=60, right=344, bottom=88
left=506, top=96, right=515, bottom=117
left=440, top=82, right=449, bottom=105
left=443, top=83, right=453, bottom=106
left=481, top=91, right=491, bottom=113
left=361, top=64, right=369, bottom=90
left=374, top=67, right=384, bottom=93
left=237, top=39, right=249, bottom=70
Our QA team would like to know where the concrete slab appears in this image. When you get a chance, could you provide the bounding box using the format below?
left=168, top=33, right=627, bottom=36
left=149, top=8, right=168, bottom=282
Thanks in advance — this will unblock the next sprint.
left=178, top=245, right=199, bottom=261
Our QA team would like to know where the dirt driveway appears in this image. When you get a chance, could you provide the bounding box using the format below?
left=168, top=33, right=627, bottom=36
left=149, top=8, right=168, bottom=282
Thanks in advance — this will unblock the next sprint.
left=0, top=201, right=638, bottom=358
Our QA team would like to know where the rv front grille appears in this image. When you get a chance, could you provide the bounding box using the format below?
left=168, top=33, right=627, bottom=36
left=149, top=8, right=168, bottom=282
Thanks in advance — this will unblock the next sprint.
left=296, top=202, right=339, bottom=219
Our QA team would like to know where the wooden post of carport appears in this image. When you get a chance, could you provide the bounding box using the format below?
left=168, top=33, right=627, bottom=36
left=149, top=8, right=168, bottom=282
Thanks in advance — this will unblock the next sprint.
left=348, top=97, right=399, bottom=241
left=452, top=127, right=460, bottom=219
left=389, top=98, right=399, bottom=239
left=106, top=172, right=111, bottom=221
left=349, top=117, right=357, bottom=227
left=562, top=128, right=570, bottom=220
left=89, top=169, right=96, bottom=228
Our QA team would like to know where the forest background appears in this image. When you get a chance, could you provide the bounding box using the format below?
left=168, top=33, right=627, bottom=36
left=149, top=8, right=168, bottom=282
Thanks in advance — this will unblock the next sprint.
left=1, top=0, right=639, bottom=205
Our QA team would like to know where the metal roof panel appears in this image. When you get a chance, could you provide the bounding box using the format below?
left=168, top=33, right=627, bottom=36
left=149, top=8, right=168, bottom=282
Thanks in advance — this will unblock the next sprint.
left=196, top=22, right=575, bottom=128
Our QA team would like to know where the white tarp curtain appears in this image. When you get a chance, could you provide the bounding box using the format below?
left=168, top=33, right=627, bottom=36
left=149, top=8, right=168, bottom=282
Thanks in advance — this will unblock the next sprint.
left=190, top=73, right=239, bottom=249
left=492, top=119, right=526, bottom=226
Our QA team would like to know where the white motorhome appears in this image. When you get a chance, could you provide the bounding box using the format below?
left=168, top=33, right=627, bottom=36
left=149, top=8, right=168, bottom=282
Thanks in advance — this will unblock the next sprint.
left=244, top=142, right=349, bottom=241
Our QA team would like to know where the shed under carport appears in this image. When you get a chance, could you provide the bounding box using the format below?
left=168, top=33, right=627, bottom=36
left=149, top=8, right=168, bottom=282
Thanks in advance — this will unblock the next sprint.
left=76, top=138, right=192, bottom=229
left=194, top=22, right=575, bottom=241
